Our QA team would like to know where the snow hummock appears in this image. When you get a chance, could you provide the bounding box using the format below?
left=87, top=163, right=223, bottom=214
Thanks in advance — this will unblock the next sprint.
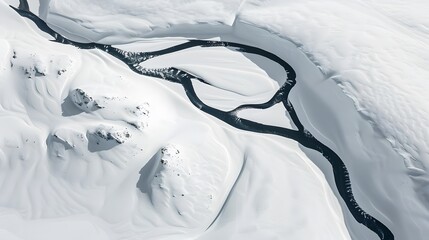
left=71, top=88, right=103, bottom=112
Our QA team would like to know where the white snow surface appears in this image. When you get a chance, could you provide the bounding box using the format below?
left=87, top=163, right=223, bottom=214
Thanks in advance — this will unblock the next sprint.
left=1, top=0, right=429, bottom=239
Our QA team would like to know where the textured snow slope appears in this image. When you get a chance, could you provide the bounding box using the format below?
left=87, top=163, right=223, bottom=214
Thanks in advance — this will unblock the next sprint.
left=240, top=0, right=429, bottom=180
left=0, top=1, right=352, bottom=239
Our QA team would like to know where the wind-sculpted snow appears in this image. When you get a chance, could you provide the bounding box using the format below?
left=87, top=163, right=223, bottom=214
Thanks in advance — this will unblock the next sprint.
left=39, top=0, right=242, bottom=43
left=9, top=5, right=395, bottom=240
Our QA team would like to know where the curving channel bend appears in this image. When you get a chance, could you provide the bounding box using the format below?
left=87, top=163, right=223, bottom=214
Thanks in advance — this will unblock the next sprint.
left=11, top=5, right=394, bottom=240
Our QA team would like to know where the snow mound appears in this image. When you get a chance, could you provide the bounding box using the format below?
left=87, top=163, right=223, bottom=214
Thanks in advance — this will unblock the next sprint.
left=68, top=88, right=151, bottom=130
left=70, top=88, right=103, bottom=112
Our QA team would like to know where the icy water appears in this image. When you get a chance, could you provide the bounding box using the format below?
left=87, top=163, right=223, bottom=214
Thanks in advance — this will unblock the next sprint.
left=12, top=5, right=394, bottom=240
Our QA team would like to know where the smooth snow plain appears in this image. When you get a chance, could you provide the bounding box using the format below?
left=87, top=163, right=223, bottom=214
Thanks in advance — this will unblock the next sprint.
left=1, top=0, right=429, bottom=239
